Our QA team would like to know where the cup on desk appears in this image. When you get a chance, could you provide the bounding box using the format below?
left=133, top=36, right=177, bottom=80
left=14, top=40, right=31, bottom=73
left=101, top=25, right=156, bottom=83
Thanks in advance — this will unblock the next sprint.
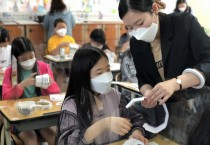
left=35, top=74, right=50, bottom=89
left=17, top=101, right=36, bottom=116
left=60, top=48, right=65, bottom=60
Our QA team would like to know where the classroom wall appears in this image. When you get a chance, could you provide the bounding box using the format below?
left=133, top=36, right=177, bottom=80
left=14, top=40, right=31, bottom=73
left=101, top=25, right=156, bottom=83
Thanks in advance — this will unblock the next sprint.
left=161, top=0, right=210, bottom=33
left=188, top=0, right=210, bottom=33
left=0, top=0, right=209, bottom=32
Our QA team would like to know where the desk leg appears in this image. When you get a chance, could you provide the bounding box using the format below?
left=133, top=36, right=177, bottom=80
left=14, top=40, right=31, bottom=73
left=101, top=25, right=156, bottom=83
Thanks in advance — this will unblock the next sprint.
left=3, top=118, right=12, bottom=145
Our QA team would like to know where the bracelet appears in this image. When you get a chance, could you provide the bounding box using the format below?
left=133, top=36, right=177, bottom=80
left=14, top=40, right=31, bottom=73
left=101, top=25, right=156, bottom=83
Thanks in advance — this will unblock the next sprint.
left=182, top=68, right=205, bottom=89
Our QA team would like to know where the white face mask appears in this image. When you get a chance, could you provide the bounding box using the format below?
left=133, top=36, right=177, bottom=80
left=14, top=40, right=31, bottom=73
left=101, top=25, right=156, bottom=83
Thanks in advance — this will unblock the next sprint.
left=179, top=7, right=187, bottom=12
left=91, top=71, right=113, bottom=94
left=56, top=28, right=67, bottom=37
left=19, top=58, right=36, bottom=70
left=129, top=23, right=158, bottom=42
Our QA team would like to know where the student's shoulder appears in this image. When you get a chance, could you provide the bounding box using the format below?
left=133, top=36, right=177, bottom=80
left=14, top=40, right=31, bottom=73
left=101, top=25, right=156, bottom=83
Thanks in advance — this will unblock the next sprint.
left=106, top=88, right=121, bottom=98
left=6, top=45, right=11, bottom=50
left=62, top=97, right=77, bottom=114
left=36, top=60, right=49, bottom=68
left=48, top=34, right=57, bottom=41
left=65, top=35, right=76, bottom=42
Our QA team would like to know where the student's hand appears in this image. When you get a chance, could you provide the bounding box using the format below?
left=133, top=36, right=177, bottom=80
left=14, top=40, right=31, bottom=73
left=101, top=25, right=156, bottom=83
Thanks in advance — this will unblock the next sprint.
left=129, top=129, right=149, bottom=145
left=105, top=117, right=132, bottom=136
left=59, top=42, right=70, bottom=48
left=19, top=72, right=37, bottom=89
left=142, top=79, right=177, bottom=108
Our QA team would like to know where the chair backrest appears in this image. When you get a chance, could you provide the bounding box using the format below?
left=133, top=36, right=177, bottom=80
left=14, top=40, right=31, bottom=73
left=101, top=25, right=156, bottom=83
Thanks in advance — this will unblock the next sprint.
left=115, top=72, right=121, bottom=82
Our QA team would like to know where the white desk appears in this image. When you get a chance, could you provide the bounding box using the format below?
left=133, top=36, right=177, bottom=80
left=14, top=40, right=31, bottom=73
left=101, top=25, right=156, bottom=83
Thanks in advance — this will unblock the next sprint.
left=112, top=81, right=141, bottom=99
left=44, top=54, right=74, bottom=63
left=110, top=63, right=120, bottom=72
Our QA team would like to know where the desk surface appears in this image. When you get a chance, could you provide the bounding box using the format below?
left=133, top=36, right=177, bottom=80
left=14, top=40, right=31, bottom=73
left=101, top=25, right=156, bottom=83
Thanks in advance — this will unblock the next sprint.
left=109, top=134, right=179, bottom=145
left=112, top=82, right=140, bottom=93
left=110, top=63, right=120, bottom=72
left=0, top=96, right=61, bottom=123
left=45, top=54, right=74, bottom=62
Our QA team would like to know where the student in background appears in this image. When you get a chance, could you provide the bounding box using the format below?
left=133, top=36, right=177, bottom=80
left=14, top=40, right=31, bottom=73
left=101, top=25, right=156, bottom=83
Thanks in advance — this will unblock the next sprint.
left=187, top=107, right=210, bottom=145
left=0, top=27, right=11, bottom=131
left=56, top=46, right=148, bottom=145
left=174, top=0, right=192, bottom=14
left=0, top=27, right=11, bottom=72
left=0, top=27, right=11, bottom=98
left=47, top=18, right=76, bottom=56
left=117, top=33, right=137, bottom=83
left=118, top=33, right=138, bottom=99
left=83, top=28, right=116, bottom=63
left=120, top=33, right=138, bottom=83
left=43, top=0, right=75, bottom=40
left=2, top=37, right=60, bottom=145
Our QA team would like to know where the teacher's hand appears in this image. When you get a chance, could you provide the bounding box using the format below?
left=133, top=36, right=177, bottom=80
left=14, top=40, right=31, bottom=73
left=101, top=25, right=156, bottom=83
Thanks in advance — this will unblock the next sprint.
left=142, top=79, right=177, bottom=108
left=151, top=79, right=177, bottom=105
left=141, top=89, right=157, bottom=108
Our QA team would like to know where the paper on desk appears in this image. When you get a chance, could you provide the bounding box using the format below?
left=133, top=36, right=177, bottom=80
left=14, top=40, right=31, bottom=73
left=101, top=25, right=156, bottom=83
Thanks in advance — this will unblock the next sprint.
left=149, top=142, right=159, bottom=145
left=123, top=139, right=159, bottom=145
left=112, top=81, right=139, bottom=91
left=50, top=93, right=65, bottom=101
left=123, top=138, right=144, bottom=145
left=143, top=103, right=169, bottom=134
left=69, top=43, right=80, bottom=49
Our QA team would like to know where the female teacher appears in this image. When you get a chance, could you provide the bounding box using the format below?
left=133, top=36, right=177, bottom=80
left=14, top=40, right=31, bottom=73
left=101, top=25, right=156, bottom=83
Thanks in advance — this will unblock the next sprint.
left=118, top=0, right=210, bottom=143
left=118, top=0, right=210, bottom=108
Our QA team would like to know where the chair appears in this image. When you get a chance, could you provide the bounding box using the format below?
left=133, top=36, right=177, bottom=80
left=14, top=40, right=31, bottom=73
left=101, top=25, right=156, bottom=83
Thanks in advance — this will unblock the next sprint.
left=115, top=72, right=122, bottom=82
left=0, top=124, right=24, bottom=145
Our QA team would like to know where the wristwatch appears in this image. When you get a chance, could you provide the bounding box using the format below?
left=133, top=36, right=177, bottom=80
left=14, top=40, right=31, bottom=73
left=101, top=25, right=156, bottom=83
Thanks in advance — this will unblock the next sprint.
left=176, top=77, right=182, bottom=90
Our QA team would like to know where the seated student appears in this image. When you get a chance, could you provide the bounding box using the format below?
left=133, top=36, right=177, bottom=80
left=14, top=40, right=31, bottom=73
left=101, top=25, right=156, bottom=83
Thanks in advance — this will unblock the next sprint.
left=117, top=33, right=137, bottom=82
left=56, top=46, right=148, bottom=145
left=187, top=107, right=210, bottom=145
left=2, top=37, right=60, bottom=145
left=0, top=27, right=11, bottom=126
left=117, top=33, right=139, bottom=99
left=0, top=27, right=11, bottom=71
left=83, top=28, right=116, bottom=63
left=174, top=0, right=193, bottom=14
left=0, top=27, right=11, bottom=99
left=47, top=18, right=76, bottom=56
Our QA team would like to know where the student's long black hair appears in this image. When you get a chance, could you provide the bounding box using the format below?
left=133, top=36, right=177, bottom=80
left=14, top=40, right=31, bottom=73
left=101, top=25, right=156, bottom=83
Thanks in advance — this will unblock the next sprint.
left=118, top=0, right=154, bottom=20
left=0, top=27, right=10, bottom=43
left=11, top=37, right=41, bottom=97
left=187, top=107, right=210, bottom=145
left=65, top=45, right=108, bottom=129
